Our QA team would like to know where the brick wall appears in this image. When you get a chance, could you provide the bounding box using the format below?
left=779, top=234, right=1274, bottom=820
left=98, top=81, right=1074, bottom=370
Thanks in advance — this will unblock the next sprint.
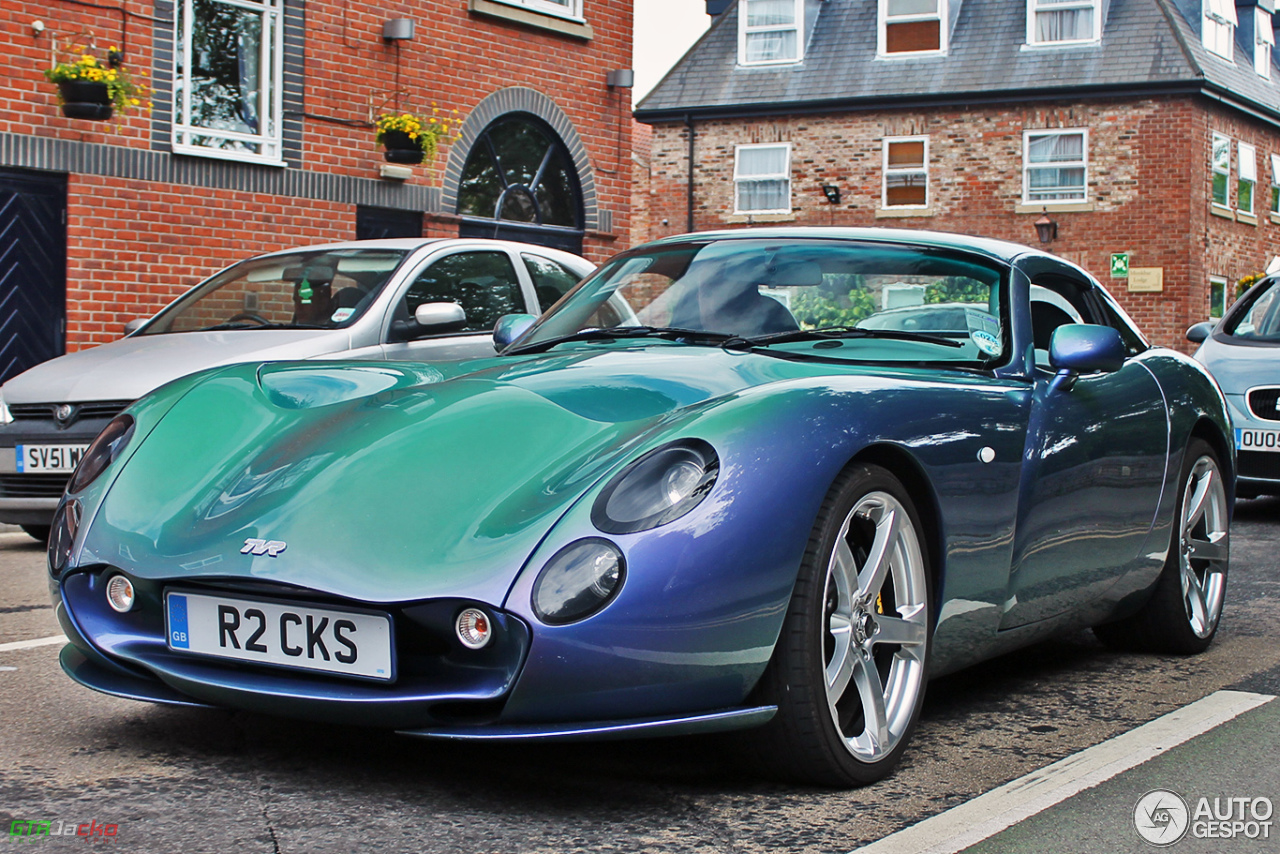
left=2, top=0, right=632, bottom=351
left=642, top=95, right=1280, bottom=351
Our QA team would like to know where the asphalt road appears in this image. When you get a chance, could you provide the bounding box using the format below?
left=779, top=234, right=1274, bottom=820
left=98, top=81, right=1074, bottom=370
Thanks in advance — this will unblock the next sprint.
left=1, top=499, right=1278, bottom=854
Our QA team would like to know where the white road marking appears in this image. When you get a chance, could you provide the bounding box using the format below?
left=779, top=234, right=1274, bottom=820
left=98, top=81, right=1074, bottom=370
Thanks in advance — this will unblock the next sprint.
left=0, top=635, right=66, bottom=653
left=851, top=689, right=1275, bottom=854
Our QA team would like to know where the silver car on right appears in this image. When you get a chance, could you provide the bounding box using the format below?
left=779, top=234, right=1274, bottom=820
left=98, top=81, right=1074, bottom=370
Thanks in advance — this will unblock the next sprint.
left=1189, top=275, right=1280, bottom=498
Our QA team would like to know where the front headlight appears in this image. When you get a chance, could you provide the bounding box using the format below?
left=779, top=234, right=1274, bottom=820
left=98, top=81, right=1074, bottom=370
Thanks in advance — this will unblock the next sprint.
left=591, top=440, right=719, bottom=534
left=532, top=539, right=625, bottom=625
left=67, top=414, right=135, bottom=494
left=48, top=499, right=81, bottom=576
left=0, top=389, right=11, bottom=425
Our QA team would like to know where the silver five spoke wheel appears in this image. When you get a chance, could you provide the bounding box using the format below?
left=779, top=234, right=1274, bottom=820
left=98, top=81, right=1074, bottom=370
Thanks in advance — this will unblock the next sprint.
left=823, top=491, right=928, bottom=763
left=1178, top=453, right=1228, bottom=639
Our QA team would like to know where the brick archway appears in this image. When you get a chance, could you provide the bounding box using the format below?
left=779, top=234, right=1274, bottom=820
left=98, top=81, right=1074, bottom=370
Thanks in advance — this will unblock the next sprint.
left=442, top=87, right=599, bottom=233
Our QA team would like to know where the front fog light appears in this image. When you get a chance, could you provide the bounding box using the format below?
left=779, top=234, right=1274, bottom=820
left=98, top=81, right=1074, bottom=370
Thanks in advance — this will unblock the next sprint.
left=105, top=574, right=135, bottom=613
left=532, top=539, right=625, bottom=625
left=455, top=607, right=492, bottom=649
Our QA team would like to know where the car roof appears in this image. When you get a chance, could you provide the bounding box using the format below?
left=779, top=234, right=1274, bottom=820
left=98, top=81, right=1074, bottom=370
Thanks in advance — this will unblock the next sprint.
left=247, top=237, right=592, bottom=268
left=643, top=226, right=1052, bottom=266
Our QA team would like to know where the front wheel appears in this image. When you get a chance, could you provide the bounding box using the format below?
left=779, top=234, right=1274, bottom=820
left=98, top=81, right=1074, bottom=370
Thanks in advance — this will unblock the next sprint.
left=748, top=464, right=932, bottom=786
left=1094, top=438, right=1229, bottom=654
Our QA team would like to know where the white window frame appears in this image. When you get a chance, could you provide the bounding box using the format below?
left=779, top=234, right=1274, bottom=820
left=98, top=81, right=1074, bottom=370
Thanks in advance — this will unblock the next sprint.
left=1025, top=0, right=1102, bottom=47
left=1203, top=0, right=1237, bottom=61
left=878, top=0, right=948, bottom=57
left=1256, top=6, right=1275, bottom=78
left=1270, top=153, right=1280, bottom=213
left=490, top=0, right=584, bottom=21
left=1209, top=276, right=1229, bottom=319
left=173, top=0, right=285, bottom=166
left=1022, top=128, right=1088, bottom=205
left=1239, top=141, right=1257, bottom=214
left=738, top=0, right=805, bottom=66
left=882, top=136, right=930, bottom=209
left=1212, top=133, right=1232, bottom=209
left=734, top=143, right=792, bottom=214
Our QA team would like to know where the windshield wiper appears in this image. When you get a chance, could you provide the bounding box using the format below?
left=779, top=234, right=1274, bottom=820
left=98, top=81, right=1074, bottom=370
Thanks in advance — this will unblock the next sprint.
left=192, top=321, right=329, bottom=332
left=506, top=326, right=735, bottom=355
left=723, top=326, right=965, bottom=350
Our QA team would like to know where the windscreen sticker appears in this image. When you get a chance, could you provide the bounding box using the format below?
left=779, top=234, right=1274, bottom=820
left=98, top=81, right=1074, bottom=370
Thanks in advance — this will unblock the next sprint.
left=970, top=329, right=1002, bottom=356
left=964, top=308, right=1002, bottom=355
left=330, top=307, right=355, bottom=323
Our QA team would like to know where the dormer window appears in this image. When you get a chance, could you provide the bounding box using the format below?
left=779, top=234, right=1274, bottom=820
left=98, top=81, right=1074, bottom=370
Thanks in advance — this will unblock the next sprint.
left=1203, top=0, right=1236, bottom=60
left=1027, top=0, right=1101, bottom=46
left=1255, top=6, right=1275, bottom=78
left=739, top=0, right=804, bottom=66
left=879, top=0, right=946, bottom=56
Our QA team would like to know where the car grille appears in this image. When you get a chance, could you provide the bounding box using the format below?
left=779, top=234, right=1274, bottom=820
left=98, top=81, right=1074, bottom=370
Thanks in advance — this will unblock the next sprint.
left=0, top=474, right=68, bottom=498
left=1247, top=388, right=1280, bottom=422
left=1238, top=451, right=1280, bottom=481
left=9, top=401, right=132, bottom=424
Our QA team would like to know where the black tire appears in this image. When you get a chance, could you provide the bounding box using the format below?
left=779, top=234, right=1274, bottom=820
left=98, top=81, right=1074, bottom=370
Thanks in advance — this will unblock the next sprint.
left=747, top=463, right=932, bottom=787
left=1094, top=438, right=1229, bottom=654
left=20, top=525, right=51, bottom=544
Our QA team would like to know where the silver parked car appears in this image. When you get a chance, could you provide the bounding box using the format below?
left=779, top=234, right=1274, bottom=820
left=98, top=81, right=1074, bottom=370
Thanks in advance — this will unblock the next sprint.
left=0, top=238, right=593, bottom=540
left=1188, top=274, right=1280, bottom=498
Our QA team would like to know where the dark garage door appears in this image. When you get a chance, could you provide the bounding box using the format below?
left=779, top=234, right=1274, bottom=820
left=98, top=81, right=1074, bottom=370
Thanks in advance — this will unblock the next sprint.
left=0, top=169, right=67, bottom=385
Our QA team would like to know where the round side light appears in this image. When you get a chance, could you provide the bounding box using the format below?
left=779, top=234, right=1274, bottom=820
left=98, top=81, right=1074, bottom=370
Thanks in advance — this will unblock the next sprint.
left=455, top=607, right=492, bottom=649
left=47, top=500, right=82, bottom=577
left=105, top=574, right=135, bottom=613
left=532, top=539, right=625, bottom=625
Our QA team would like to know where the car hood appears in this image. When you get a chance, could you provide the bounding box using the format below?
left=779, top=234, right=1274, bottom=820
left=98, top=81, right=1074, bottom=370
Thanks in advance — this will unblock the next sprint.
left=1194, top=337, right=1279, bottom=396
left=80, top=346, right=818, bottom=605
left=2, top=329, right=350, bottom=403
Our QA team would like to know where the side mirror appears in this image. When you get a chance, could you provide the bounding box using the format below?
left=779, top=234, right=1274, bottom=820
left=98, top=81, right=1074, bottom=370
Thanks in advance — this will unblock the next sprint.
left=1186, top=321, right=1215, bottom=344
left=392, top=302, right=467, bottom=341
left=123, top=318, right=147, bottom=336
left=1049, top=324, right=1126, bottom=376
left=493, top=313, right=536, bottom=350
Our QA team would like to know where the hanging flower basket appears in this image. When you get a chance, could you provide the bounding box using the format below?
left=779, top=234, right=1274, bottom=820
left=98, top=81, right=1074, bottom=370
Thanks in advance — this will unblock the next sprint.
left=374, top=108, right=457, bottom=167
left=381, top=130, right=426, bottom=164
left=57, top=80, right=113, bottom=120
left=45, top=47, right=149, bottom=122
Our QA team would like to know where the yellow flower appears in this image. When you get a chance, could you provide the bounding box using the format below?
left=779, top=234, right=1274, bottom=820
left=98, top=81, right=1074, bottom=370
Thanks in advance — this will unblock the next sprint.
left=130, top=98, right=140, bottom=106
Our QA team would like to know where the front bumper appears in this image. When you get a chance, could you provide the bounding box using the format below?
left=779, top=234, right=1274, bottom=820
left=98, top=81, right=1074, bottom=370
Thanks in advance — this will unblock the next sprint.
left=1226, top=392, right=1280, bottom=495
left=56, top=567, right=531, bottom=729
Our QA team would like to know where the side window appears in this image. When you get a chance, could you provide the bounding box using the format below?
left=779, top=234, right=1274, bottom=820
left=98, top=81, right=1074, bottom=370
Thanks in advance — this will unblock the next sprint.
left=404, top=251, right=523, bottom=333
left=522, top=254, right=583, bottom=313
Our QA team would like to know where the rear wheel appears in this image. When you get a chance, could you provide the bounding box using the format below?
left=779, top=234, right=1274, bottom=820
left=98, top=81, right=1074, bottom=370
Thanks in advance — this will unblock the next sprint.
left=1094, top=439, right=1228, bottom=654
left=749, top=464, right=932, bottom=786
left=20, top=525, right=50, bottom=544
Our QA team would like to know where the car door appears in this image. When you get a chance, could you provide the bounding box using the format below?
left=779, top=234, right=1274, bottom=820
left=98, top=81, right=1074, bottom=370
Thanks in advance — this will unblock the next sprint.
left=380, top=246, right=538, bottom=362
left=1000, top=260, right=1169, bottom=629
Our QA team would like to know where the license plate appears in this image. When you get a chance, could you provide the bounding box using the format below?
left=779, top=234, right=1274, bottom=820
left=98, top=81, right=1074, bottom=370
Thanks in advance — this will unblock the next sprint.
left=165, top=591, right=394, bottom=681
left=1237, top=428, right=1280, bottom=453
left=16, top=444, right=90, bottom=474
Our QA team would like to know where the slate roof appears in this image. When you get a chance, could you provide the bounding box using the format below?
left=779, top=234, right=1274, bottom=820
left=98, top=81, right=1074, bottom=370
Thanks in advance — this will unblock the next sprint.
left=635, top=0, right=1280, bottom=126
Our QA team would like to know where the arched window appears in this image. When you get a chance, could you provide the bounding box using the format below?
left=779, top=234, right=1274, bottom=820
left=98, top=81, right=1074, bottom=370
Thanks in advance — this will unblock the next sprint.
left=457, top=114, right=584, bottom=253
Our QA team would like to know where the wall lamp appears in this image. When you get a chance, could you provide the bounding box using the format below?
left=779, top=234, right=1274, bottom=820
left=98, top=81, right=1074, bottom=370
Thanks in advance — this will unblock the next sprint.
left=821, top=184, right=841, bottom=205
left=382, top=18, right=415, bottom=40
left=1034, top=211, right=1058, bottom=244
left=606, top=69, right=634, bottom=88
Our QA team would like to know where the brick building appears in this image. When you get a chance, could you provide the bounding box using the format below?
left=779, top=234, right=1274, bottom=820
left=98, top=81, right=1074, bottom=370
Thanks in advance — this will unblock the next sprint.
left=0, top=0, right=633, bottom=381
left=634, top=0, right=1280, bottom=350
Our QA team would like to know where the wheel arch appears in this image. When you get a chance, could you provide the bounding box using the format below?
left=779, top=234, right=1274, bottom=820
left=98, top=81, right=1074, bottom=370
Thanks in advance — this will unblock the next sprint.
left=1188, top=417, right=1236, bottom=507
left=847, top=443, right=946, bottom=621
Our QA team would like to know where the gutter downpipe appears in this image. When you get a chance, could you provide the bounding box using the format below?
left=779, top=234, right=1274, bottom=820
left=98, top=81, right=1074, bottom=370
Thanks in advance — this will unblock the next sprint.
left=686, top=113, right=696, bottom=233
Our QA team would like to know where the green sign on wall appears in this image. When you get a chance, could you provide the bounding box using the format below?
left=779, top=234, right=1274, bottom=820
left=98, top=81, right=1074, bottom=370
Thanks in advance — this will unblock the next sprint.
left=1110, top=253, right=1130, bottom=278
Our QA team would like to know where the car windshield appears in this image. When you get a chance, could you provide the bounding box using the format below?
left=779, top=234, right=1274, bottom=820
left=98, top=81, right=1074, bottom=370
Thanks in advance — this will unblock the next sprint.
left=138, top=248, right=411, bottom=334
left=1221, top=279, right=1280, bottom=343
left=515, top=238, right=1007, bottom=364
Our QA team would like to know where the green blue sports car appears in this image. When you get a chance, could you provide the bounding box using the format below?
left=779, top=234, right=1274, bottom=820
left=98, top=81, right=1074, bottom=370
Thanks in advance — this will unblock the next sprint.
left=50, top=228, right=1234, bottom=786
